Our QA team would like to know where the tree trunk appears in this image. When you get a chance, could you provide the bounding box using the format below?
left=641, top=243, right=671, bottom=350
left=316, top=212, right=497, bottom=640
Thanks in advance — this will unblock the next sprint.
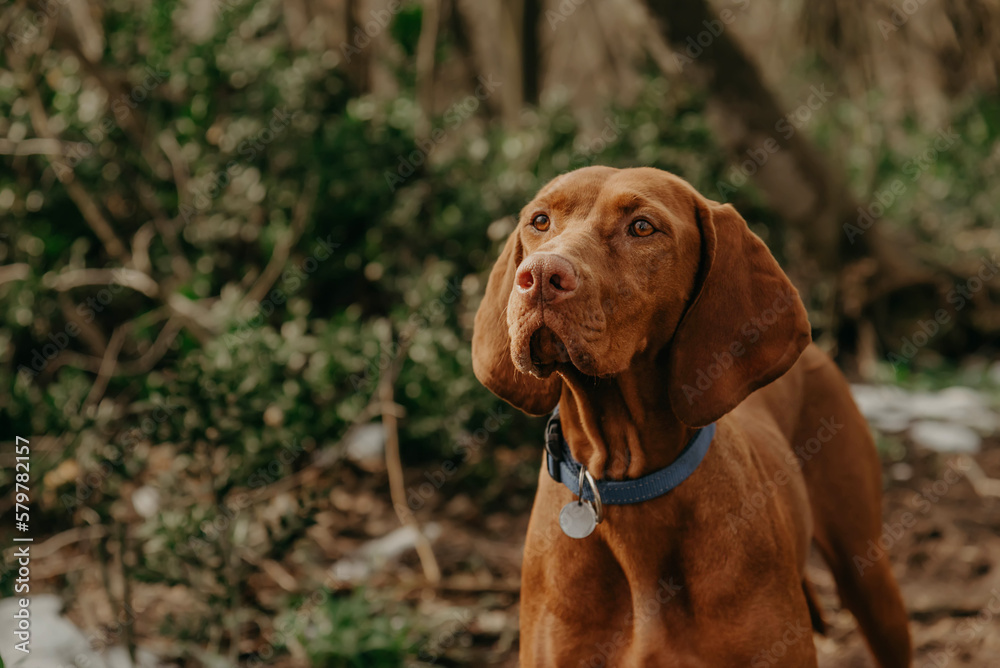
left=343, top=0, right=371, bottom=93
left=645, top=0, right=939, bottom=369
left=521, top=0, right=541, bottom=105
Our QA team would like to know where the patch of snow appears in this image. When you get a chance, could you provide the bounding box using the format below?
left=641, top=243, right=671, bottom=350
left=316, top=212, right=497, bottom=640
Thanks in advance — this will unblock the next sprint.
left=852, top=383, right=997, bottom=452
left=0, top=595, right=158, bottom=668
left=344, top=423, right=386, bottom=463
left=910, top=421, right=981, bottom=453
left=331, top=523, right=442, bottom=584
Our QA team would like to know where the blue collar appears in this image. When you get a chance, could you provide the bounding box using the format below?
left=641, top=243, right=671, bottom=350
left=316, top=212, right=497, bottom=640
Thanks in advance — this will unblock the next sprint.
left=544, top=406, right=716, bottom=505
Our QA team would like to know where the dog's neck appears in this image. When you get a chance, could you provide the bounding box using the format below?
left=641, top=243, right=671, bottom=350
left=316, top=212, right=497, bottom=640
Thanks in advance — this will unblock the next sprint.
left=557, top=358, right=696, bottom=480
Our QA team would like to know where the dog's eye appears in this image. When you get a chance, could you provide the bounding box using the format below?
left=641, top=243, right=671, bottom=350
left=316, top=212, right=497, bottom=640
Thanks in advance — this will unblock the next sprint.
left=629, top=219, right=655, bottom=237
left=531, top=214, right=551, bottom=231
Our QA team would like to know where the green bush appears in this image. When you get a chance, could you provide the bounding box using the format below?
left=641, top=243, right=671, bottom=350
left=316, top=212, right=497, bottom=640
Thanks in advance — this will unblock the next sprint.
left=2, top=0, right=998, bottom=663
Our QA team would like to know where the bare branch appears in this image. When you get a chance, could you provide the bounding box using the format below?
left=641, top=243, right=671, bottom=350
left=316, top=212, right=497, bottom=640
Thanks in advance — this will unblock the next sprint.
left=378, top=323, right=441, bottom=585
left=415, top=0, right=440, bottom=141
left=240, top=174, right=320, bottom=308
left=45, top=268, right=160, bottom=298
left=0, top=138, right=89, bottom=156
left=116, top=316, right=182, bottom=375
left=84, top=326, right=126, bottom=407
left=58, top=292, right=108, bottom=356
left=44, top=316, right=183, bottom=378
left=22, top=82, right=132, bottom=265
left=157, top=132, right=190, bottom=200
left=65, top=0, right=105, bottom=62
left=32, top=525, right=109, bottom=561
left=0, top=263, right=30, bottom=287
left=45, top=350, right=103, bottom=376
left=131, top=222, right=155, bottom=276
left=134, top=179, right=193, bottom=280
left=166, top=294, right=217, bottom=341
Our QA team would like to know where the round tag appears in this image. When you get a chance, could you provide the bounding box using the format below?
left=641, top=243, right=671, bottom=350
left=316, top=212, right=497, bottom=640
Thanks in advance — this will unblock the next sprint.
left=559, top=501, right=597, bottom=539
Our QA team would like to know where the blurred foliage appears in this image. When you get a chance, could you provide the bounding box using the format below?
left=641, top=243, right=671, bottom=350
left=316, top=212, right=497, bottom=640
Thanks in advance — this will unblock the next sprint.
left=0, top=0, right=736, bottom=662
left=854, top=96, right=1000, bottom=266
left=0, top=0, right=998, bottom=664
left=295, top=589, right=415, bottom=668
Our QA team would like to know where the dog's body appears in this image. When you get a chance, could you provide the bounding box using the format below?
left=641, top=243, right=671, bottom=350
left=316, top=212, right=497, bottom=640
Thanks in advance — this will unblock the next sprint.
left=472, top=167, right=911, bottom=666
left=520, top=344, right=908, bottom=666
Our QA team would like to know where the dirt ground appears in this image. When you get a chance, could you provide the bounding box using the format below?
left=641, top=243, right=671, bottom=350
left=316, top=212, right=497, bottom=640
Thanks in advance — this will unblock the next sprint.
left=47, top=431, right=1000, bottom=666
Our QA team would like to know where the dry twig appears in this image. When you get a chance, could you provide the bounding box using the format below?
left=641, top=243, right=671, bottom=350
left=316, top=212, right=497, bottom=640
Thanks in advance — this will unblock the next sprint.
left=378, top=324, right=441, bottom=585
left=130, top=222, right=156, bottom=276
left=84, top=326, right=127, bottom=407
left=415, top=0, right=440, bottom=141
left=0, top=263, right=30, bottom=287
left=241, top=174, right=320, bottom=309
left=21, top=80, right=132, bottom=265
left=46, top=267, right=160, bottom=298
left=958, top=455, right=1000, bottom=498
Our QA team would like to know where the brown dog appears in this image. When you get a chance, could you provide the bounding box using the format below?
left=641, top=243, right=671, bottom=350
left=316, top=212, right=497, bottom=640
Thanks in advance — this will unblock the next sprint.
left=472, top=167, right=911, bottom=667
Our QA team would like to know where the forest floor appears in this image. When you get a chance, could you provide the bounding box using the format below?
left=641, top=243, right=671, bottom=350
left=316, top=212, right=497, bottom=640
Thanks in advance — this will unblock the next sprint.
left=357, top=434, right=1000, bottom=667
left=29, top=393, right=1000, bottom=667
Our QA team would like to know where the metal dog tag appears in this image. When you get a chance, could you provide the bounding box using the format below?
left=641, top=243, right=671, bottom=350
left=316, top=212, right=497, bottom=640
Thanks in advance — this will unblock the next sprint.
left=559, top=501, right=597, bottom=539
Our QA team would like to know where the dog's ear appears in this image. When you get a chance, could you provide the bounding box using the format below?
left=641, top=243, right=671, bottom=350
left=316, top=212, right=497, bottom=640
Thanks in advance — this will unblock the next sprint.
left=667, top=199, right=811, bottom=427
left=472, top=230, right=562, bottom=416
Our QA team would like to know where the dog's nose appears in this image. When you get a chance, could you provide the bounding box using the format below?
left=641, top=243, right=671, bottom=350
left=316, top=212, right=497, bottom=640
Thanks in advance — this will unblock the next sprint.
left=515, top=253, right=578, bottom=302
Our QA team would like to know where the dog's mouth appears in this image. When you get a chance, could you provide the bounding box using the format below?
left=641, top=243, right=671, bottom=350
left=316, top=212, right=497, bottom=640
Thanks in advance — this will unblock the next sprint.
left=529, top=326, right=571, bottom=376
left=508, top=300, right=606, bottom=378
left=521, top=323, right=603, bottom=378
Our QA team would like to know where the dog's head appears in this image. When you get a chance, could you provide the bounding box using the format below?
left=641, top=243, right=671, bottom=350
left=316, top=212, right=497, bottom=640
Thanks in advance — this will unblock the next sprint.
left=472, top=166, right=810, bottom=427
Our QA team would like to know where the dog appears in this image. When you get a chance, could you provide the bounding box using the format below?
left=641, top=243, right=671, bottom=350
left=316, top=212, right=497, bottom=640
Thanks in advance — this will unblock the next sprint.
left=471, top=166, right=911, bottom=666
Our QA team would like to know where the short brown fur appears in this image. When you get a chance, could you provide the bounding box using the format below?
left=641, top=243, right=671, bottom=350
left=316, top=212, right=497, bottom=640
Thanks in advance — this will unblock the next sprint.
left=472, top=167, right=911, bottom=667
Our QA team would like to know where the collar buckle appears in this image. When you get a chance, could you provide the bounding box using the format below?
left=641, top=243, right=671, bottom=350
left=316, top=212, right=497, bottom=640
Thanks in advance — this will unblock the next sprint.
left=577, top=466, right=603, bottom=523
left=544, top=407, right=564, bottom=483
